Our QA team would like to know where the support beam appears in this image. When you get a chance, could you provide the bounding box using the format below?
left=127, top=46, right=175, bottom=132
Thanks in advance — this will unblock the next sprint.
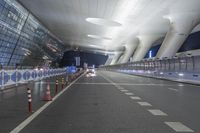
left=132, top=35, right=162, bottom=61
left=116, top=54, right=124, bottom=64
left=104, top=55, right=113, bottom=65
left=110, top=52, right=122, bottom=65
left=156, top=13, right=200, bottom=58
left=120, top=44, right=138, bottom=63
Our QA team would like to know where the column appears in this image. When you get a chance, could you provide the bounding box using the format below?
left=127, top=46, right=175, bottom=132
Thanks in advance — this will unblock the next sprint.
left=110, top=52, right=122, bottom=65
left=156, top=13, right=200, bottom=58
left=120, top=44, right=138, bottom=63
left=132, top=35, right=162, bottom=61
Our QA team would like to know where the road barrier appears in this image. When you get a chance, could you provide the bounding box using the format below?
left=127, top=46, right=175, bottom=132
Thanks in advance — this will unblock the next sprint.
left=61, top=78, right=64, bottom=89
left=101, top=55, right=200, bottom=84
left=27, top=87, right=32, bottom=113
left=0, top=68, right=66, bottom=90
left=55, top=79, right=59, bottom=94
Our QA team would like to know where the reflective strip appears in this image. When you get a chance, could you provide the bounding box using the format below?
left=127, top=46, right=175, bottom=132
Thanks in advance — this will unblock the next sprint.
left=27, top=90, right=31, bottom=93
left=28, top=99, right=32, bottom=102
left=28, top=94, right=31, bottom=97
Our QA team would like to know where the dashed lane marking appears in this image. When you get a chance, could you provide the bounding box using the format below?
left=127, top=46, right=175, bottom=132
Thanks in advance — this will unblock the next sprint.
left=130, top=96, right=141, bottom=100
left=168, top=88, right=178, bottom=92
left=178, top=83, right=185, bottom=87
left=120, top=89, right=129, bottom=92
left=165, top=122, right=194, bottom=132
left=125, top=92, right=134, bottom=95
left=74, top=82, right=113, bottom=85
left=9, top=73, right=85, bottom=133
left=137, top=102, right=152, bottom=106
left=148, top=109, right=168, bottom=116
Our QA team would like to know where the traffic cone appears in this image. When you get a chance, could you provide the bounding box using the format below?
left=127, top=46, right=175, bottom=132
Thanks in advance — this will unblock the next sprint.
left=43, top=82, right=52, bottom=101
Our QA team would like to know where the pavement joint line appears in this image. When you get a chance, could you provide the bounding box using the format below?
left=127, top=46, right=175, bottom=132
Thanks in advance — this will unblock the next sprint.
left=9, top=73, right=85, bottom=133
left=165, top=122, right=194, bottom=132
left=137, top=102, right=152, bottom=106
left=75, top=82, right=180, bottom=86
left=130, top=96, right=141, bottom=100
left=148, top=109, right=168, bottom=116
left=125, top=92, right=134, bottom=95
left=168, top=88, right=178, bottom=92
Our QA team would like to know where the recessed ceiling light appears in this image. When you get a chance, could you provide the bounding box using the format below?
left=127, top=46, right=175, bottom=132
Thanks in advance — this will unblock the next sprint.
left=86, top=18, right=122, bottom=27
left=87, top=34, right=112, bottom=40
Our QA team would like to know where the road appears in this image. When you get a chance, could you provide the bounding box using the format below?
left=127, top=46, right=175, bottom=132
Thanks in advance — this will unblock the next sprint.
left=12, top=70, right=200, bottom=133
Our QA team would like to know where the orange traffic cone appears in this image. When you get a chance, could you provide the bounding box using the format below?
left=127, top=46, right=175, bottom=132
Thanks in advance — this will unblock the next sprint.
left=43, top=82, right=52, bottom=101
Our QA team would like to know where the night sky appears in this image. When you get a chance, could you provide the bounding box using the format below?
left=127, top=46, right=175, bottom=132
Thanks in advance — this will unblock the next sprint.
left=60, top=51, right=108, bottom=67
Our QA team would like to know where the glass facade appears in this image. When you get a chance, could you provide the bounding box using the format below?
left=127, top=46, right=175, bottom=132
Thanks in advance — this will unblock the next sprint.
left=0, top=0, right=65, bottom=67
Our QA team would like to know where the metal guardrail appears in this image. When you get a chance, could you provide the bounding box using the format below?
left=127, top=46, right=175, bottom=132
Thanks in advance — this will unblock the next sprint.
left=102, top=55, right=200, bottom=84
left=0, top=68, right=66, bottom=89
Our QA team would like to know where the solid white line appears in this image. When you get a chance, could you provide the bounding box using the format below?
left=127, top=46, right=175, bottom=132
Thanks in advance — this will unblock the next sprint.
left=9, top=73, right=85, bottom=133
left=99, top=73, right=125, bottom=91
left=168, top=88, right=178, bottom=92
left=165, top=122, right=194, bottom=132
left=76, top=82, right=179, bottom=86
left=148, top=109, right=167, bottom=116
left=125, top=92, right=134, bottom=95
left=130, top=96, right=141, bottom=100
left=137, top=102, right=152, bottom=106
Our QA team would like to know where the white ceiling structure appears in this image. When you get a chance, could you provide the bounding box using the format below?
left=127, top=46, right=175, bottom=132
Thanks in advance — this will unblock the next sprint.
left=18, top=0, right=200, bottom=64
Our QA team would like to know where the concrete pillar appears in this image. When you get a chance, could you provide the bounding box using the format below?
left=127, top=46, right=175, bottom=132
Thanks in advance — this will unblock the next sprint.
left=120, top=44, right=137, bottom=63
left=156, top=13, right=200, bottom=58
left=117, top=54, right=124, bottom=64
left=104, top=55, right=113, bottom=65
left=110, top=52, right=122, bottom=65
left=132, top=35, right=161, bottom=61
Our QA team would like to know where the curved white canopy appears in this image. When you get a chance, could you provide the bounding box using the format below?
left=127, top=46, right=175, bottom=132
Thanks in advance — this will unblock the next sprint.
left=19, top=0, right=200, bottom=58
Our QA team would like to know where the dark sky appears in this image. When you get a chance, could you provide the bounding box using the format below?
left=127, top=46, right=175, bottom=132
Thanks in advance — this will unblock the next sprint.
left=60, top=51, right=108, bottom=67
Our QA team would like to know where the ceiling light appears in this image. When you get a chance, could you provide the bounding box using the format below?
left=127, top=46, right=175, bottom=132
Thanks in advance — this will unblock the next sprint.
left=86, top=18, right=122, bottom=27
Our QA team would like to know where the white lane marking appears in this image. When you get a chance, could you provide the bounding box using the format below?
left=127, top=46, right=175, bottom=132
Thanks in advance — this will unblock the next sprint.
left=168, top=88, right=178, bottom=92
left=75, top=82, right=113, bottom=85
left=148, top=109, right=168, bottom=116
left=165, top=122, right=194, bottom=132
left=75, top=82, right=180, bottom=86
left=125, top=92, right=134, bottom=95
left=130, top=96, right=141, bottom=100
left=120, top=89, right=129, bottom=92
left=137, top=102, right=152, bottom=106
left=9, top=73, right=85, bottom=133
left=178, top=83, right=184, bottom=87
left=117, top=87, right=124, bottom=90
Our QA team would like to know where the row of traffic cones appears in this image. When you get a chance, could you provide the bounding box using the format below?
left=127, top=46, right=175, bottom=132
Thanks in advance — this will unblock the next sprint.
left=42, top=77, right=67, bottom=101
left=42, top=71, right=84, bottom=101
left=43, top=82, right=52, bottom=101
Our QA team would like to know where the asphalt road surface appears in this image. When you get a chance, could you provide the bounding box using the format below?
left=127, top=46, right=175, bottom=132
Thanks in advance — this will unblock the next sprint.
left=11, top=70, right=200, bottom=133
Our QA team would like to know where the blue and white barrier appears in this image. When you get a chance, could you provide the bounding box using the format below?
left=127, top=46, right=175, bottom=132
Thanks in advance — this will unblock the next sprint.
left=0, top=68, right=66, bottom=89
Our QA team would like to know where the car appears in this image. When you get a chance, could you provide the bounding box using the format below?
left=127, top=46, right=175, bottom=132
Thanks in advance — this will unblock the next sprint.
left=86, top=68, right=96, bottom=77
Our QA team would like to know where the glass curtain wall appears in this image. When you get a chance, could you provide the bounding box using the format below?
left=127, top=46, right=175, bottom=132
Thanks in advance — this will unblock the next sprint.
left=0, top=0, right=65, bottom=68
